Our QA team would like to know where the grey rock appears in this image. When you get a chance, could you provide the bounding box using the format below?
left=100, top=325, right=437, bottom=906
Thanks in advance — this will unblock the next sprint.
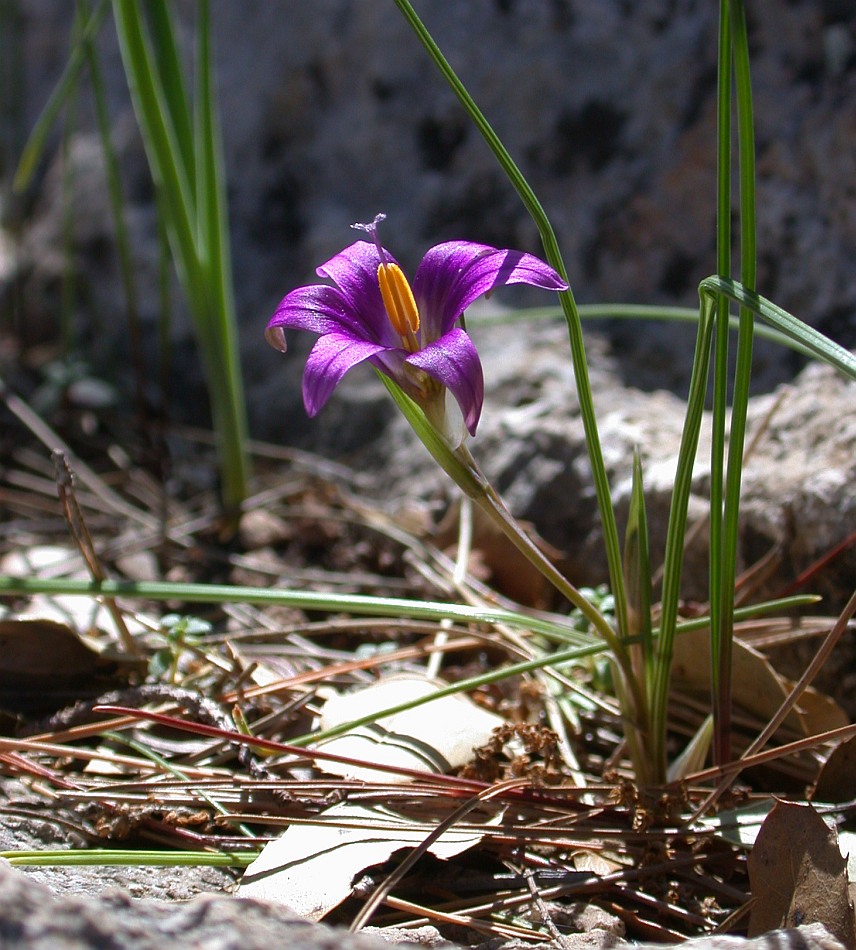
left=0, top=776, right=236, bottom=903
left=0, top=860, right=423, bottom=950
left=3, top=0, right=855, bottom=439
left=366, top=317, right=854, bottom=613
left=0, top=860, right=844, bottom=950
left=644, top=924, right=845, bottom=950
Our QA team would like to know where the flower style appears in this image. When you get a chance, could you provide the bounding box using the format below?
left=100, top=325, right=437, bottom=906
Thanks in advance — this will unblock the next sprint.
left=265, top=214, right=567, bottom=440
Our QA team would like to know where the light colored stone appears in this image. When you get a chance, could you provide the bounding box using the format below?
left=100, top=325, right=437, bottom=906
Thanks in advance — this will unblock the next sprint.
left=4, top=0, right=854, bottom=441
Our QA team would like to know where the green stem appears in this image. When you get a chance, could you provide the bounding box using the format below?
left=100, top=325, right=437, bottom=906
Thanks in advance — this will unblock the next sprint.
left=391, top=0, right=629, bottom=644
left=378, top=374, right=648, bottom=757
left=715, top=0, right=756, bottom=767
left=709, top=0, right=732, bottom=768
left=648, top=292, right=718, bottom=782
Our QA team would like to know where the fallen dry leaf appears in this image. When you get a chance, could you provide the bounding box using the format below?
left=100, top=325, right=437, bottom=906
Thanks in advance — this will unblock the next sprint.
left=671, top=628, right=847, bottom=741
left=238, top=800, right=490, bottom=918
left=747, top=799, right=855, bottom=946
left=0, top=617, right=133, bottom=713
left=316, top=673, right=505, bottom=783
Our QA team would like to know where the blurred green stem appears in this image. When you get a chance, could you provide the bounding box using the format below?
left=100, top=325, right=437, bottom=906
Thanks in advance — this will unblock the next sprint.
left=77, top=0, right=147, bottom=421
left=111, top=0, right=249, bottom=519
left=713, top=0, right=756, bottom=766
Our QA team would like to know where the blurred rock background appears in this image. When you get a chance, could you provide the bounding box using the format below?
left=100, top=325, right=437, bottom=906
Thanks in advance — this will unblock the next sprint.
left=1, top=0, right=854, bottom=453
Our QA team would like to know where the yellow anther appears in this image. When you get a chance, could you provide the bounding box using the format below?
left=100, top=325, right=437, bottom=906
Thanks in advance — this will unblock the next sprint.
left=377, top=263, right=420, bottom=337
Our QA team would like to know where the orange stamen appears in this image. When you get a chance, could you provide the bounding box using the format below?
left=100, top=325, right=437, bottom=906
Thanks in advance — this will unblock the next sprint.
left=378, top=263, right=420, bottom=338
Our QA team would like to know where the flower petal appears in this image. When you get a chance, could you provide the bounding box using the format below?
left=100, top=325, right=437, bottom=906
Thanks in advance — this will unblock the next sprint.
left=413, top=241, right=568, bottom=338
left=405, top=327, right=484, bottom=436
left=267, top=284, right=367, bottom=339
left=302, top=332, right=391, bottom=416
left=315, top=241, right=401, bottom=344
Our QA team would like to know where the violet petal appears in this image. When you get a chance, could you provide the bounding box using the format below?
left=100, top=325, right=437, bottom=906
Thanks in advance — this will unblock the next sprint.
left=302, top=332, right=391, bottom=416
left=413, top=241, right=567, bottom=337
left=405, top=327, right=484, bottom=435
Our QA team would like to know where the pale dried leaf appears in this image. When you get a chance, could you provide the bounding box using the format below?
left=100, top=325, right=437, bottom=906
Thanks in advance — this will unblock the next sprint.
left=316, top=674, right=505, bottom=783
left=668, top=713, right=713, bottom=782
left=238, top=801, right=488, bottom=918
left=671, top=629, right=845, bottom=739
left=572, top=850, right=624, bottom=876
left=0, top=545, right=86, bottom=576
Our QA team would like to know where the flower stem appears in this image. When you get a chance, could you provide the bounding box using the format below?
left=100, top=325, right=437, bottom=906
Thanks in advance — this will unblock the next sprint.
left=453, top=443, right=648, bottom=733
left=391, top=0, right=629, bottom=644
left=379, top=372, right=647, bottom=744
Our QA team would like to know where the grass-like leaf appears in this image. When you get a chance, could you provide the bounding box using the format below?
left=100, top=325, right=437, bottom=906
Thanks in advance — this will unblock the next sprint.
left=12, top=1, right=109, bottom=193
left=391, top=0, right=629, bottom=646
left=700, top=277, right=856, bottom=381
left=111, top=0, right=249, bottom=518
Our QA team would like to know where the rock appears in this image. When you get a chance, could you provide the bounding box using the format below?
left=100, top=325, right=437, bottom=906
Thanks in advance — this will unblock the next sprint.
left=3, top=0, right=855, bottom=437
left=0, top=860, right=843, bottom=950
left=0, top=860, right=422, bottom=950
left=364, top=317, right=854, bottom=614
left=0, top=776, right=236, bottom=904
left=643, top=925, right=845, bottom=950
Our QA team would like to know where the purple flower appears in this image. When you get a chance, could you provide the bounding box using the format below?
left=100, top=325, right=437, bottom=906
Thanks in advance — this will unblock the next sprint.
left=266, top=214, right=567, bottom=439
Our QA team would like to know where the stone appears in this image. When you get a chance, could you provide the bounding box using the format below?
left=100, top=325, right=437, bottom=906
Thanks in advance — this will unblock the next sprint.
left=0, top=859, right=844, bottom=950
left=3, top=0, right=855, bottom=439
left=362, top=317, right=854, bottom=614
left=0, top=860, right=424, bottom=950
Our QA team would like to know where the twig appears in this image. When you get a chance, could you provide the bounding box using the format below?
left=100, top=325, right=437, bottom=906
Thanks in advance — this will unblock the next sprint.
left=52, top=450, right=141, bottom=656
left=524, top=866, right=572, bottom=948
left=349, top=777, right=529, bottom=932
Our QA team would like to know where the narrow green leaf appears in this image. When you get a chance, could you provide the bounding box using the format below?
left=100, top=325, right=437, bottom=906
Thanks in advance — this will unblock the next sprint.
left=648, top=291, right=717, bottom=781
left=0, top=574, right=595, bottom=645
left=700, top=277, right=856, bottom=380
left=111, top=0, right=249, bottom=513
left=1, top=849, right=256, bottom=868
left=191, top=0, right=249, bottom=512
left=623, top=451, right=653, bottom=688
left=142, top=0, right=195, bottom=184
left=111, top=0, right=200, bottom=289
left=391, top=0, right=629, bottom=646
left=708, top=0, right=733, bottom=771
left=478, top=304, right=819, bottom=358
left=13, top=0, right=109, bottom=193
left=713, top=0, right=758, bottom=767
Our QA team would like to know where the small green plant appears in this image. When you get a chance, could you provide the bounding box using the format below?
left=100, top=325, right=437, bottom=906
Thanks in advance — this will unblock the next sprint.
left=265, top=0, right=856, bottom=787
left=111, top=0, right=249, bottom=521
left=15, top=0, right=251, bottom=521
left=12, top=1, right=856, bottom=793
left=149, top=613, right=211, bottom=684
